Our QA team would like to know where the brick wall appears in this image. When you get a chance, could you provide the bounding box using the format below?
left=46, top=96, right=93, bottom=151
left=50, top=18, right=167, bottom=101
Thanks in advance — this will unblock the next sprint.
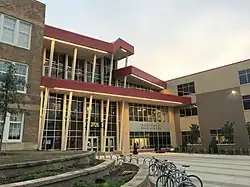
left=0, top=0, right=46, bottom=148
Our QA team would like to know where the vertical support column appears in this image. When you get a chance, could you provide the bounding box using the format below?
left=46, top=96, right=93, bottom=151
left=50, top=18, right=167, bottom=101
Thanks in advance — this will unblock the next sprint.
left=85, top=95, right=93, bottom=150
left=119, top=101, right=125, bottom=151
left=48, top=40, right=55, bottom=77
left=91, top=55, right=97, bottom=83
left=42, top=48, right=46, bottom=76
left=84, top=60, right=87, bottom=82
left=103, top=99, right=110, bottom=152
left=37, top=90, right=44, bottom=146
left=64, top=54, right=68, bottom=79
left=61, top=94, right=67, bottom=150
left=123, top=56, right=128, bottom=88
left=82, top=97, right=87, bottom=151
left=169, top=107, right=181, bottom=147
left=100, top=100, right=104, bottom=152
left=116, top=102, right=120, bottom=151
left=63, top=92, right=73, bottom=150
left=38, top=88, right=49, bottom=150
left=108, top=53, right=114, bottom=86
left=71, top=48, right=78, bottom=80
left=101, top=57, right=104, bottom=84
left=119, top=101, right=130, bottom=154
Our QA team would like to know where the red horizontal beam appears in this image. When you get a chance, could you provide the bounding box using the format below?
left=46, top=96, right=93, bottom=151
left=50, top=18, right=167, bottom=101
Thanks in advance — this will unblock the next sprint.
left=44, top=25, right=134, bottom=54
left=41, top=76, right=191, bottom=104
left=113, top=66, right=166, bottom=88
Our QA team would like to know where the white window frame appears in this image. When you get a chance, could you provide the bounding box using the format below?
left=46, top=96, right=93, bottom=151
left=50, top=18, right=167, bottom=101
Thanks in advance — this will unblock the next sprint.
left=0, top=13, right=32, bottom=50
left=0, top=112, right=24, bottom=143
left=0, top=59, right=29, bottom=94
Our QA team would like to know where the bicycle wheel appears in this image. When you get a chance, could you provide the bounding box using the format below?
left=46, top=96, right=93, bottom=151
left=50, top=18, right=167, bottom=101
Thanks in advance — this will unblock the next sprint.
left=156, top=175, right=174, bottom=187
left=187, top=175, right=203, bottom=187
left=177, top=180, right=197, bottom=187
left=148, top=164, right=157, bottom=176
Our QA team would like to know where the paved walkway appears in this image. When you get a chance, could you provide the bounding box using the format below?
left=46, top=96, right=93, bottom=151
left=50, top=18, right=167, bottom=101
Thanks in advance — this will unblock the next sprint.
left=97, top=152, right=250, bottom=187
left=140, top=152, right=250, bottom=187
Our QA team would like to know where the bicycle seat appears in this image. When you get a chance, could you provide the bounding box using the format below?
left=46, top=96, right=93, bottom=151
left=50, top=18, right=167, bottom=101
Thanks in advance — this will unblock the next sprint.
left=182, top=165, right=190, bottom=168
left=164, top=159, right=168, bottom=162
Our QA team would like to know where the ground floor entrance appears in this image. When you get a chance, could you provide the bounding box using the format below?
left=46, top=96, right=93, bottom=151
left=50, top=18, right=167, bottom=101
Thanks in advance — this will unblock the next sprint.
left=87, top=136, right=99, bottom=151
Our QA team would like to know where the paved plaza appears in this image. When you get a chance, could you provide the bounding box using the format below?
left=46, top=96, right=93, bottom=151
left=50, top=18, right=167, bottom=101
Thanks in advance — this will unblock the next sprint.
left=141, top=152, right=250, bottom=187
left=98, top=152, right=250, bottom=187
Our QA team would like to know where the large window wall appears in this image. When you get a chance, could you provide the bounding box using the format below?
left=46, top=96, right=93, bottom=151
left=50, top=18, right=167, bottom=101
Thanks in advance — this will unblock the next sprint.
left=130, top=132, right=170, bottom=149
left=42, top=93, right=117, bottom=150
left=129, top=103, right=170, bottom=149
left=129, top=103, right=168, bottom=122
left=44, top=51, right=114, bottom=85
left=117, top=80, right=159, bottom=92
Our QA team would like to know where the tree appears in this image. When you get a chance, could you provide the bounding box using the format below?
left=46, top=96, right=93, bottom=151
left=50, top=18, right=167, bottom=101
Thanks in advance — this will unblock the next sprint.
left=0, top=62, right=28, bottom=153
left=189, top=124, right=200, bottom=144
left=220, top=121, right=235, bottom=144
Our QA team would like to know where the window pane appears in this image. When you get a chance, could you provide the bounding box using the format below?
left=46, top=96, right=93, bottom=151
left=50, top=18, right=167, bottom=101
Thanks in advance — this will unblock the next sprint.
left=19, top=22, right=30, bottom=34
left=185, top=108, right=191, bottom=116
left=191, top=107, right=197, bottom=115
left=243, top=100, right=250, bottom=110
left=18, top=32, right=29, bottom=48
left=239, top=70, right=246, bottom=75
left=239, top=74, right=248, bottom=84
left=2, top=27, right=15, bottom=43
left=2, top=16, right=16, bottom=43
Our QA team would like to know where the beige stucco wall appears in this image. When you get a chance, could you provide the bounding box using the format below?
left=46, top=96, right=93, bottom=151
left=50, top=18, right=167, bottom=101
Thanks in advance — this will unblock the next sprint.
left=166, top=60, right=250, bottom=95
left=180, top=116, right=199, bottom=131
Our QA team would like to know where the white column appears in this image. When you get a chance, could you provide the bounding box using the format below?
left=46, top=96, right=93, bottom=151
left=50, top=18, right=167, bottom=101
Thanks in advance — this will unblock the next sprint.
left=42, top=48, right=46, bottom=76
left=119, top=101, right=125, bottom=151
left=85, top=95, right=93, bottom=150
left=63, top=92, right=73, bottom=150
left=100, top=100, right=104, bottom=152
left=38, top=88, right=49, bottom=150
left=64, top=54, right=68, bottom=79
left=116, top=102, right=120, bottom=151
left=108, top=53, right=114, bottom=86
left=37, top=90, right=44, bottom=147
left=103, top=99, right=110, bottom=152
left=91, top=55, right=97, bottom=83
left=84, top=60, right=87, bottom=82
left=48, top=40, right=55, bottom=77
left=82, top=97, right=87, bottom=151
left=61, top=94, right=67, bottom=150
left=71, top=48, right=78, bottom=80
left=123, top=56, right=128, bottom=88
left=101, top=57, right=104, bottom=84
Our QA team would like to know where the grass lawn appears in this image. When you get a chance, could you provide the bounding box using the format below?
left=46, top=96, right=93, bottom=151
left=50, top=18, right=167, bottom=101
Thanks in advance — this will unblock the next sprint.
left=0, top=150, right=86, bottom=165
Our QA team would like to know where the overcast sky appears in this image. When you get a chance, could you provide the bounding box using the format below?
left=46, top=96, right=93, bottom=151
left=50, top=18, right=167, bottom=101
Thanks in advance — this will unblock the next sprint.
left=41, top=0, right=250, bottom=80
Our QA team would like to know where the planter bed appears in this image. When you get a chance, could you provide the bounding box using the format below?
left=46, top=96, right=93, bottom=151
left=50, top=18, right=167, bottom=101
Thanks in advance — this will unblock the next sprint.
left=0, top=159, right=103, bottom=185
left=73, top=164, right=138, bottom=187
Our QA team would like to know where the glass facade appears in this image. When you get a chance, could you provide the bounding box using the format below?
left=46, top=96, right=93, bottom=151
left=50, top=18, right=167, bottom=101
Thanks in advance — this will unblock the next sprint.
left=129, top=103, right=170, bottom=149
left=42, top=93, right=117, bottom=151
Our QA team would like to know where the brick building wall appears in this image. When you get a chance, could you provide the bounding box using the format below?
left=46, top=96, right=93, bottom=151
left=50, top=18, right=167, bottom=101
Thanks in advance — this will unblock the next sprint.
left=0, top=0, right=45, bottom=150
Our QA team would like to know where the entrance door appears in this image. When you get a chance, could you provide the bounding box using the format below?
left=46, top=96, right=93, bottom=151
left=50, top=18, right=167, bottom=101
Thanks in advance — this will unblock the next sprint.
left=87, top=137, right=99, bottom=151
left=106, top=137, right=115, bottom=152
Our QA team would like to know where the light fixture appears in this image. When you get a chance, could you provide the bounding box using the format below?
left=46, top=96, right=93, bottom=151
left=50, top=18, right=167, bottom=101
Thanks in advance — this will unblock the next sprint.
left=231, top=90, right=237, bottom=95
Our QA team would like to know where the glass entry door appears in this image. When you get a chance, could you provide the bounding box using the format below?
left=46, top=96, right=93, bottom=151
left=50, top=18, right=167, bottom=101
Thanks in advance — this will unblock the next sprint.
left=87, top=136, right=99, bottom=151
left=106, top=137, right=115, bottom=152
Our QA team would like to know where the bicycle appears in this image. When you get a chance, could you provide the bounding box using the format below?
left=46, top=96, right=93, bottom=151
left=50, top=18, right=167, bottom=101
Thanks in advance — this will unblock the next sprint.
left=156, top=165, right=203, bottom=187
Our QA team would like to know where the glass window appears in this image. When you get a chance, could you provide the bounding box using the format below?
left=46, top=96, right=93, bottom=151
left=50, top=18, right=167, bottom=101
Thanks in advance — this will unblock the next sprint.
left=238, top=69, right=250, bottom=85
left=0, top=14, right=32, bottom=49
left=8, top=113, right=23, bottom=140
left=243, top=95, right=250, bottom=110
left=180, top=104, right=198, bottom=117
left=0, top=60, right=28, bottom=93
left=177, top=82, right=195, bottom=96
